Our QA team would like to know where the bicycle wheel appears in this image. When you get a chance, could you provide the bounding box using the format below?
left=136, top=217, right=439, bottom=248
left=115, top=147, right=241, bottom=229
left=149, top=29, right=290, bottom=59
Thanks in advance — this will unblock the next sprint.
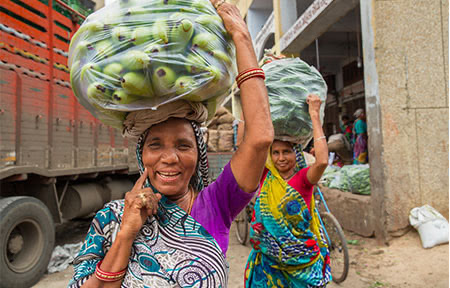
left=235, top=206, right=248, bottom=245
left=321, top=212, right=349, bottom=283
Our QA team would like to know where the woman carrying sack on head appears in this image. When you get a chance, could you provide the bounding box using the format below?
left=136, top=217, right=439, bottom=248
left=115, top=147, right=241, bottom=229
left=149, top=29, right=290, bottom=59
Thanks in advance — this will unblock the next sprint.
left=68, top=1, right=274, bottom=287
left=244, top=94, right=331, bottom=288
left=244, top=54, right=331, bottom=287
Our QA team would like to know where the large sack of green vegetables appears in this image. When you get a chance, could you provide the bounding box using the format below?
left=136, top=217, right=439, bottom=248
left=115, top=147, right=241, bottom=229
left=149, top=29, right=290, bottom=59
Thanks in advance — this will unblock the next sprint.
left=68, top=0, right=236, bottom=129
left=262, top=56, right=327, bottom=146
left=327, top=169, right=350, bottom=192
left=342, top=164, right=371, bottom=195
left=319, top=165, right=341, bottom=187
left=321, top=165, right=371, bottom=195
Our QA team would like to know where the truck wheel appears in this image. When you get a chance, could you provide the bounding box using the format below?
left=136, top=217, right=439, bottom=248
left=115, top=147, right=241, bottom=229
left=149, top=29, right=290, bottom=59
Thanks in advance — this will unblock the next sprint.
left=0, top=197, right=55, bottom=288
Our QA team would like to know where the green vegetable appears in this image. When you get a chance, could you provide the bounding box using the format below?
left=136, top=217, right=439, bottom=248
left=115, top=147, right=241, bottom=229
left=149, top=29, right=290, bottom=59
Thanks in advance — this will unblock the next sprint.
left=321, top=164, right=371, bottom=195
left=347, top=239, right=360, bottom=245
left=262, top=58, right=327, bottom=146
left=68, top=0, right=237, bottom=129
left=342, top=164, right=371, bottom=195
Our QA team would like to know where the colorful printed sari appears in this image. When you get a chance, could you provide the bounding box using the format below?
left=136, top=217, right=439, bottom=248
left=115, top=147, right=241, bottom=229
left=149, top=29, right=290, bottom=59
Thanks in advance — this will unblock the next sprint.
left=244, top=149, right=331, bottom=288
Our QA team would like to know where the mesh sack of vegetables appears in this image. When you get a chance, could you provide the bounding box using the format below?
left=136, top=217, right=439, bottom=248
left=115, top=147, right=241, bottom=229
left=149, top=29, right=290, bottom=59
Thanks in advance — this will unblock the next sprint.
left=68, top=0, right=236, bottom=129
left=262, top=57, right=327, bottom=146
left=341, top=164, right=371, bottom=195
left=319, top=165, right=341, bottom=187
left=326, top=169, right=350, bottom=192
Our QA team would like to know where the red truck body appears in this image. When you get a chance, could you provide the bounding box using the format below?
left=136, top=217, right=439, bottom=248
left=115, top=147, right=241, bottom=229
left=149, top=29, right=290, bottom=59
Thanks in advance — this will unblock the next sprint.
left=0, top=2, right=137, bottom=286
left=0, top=0, right=138, bottom=179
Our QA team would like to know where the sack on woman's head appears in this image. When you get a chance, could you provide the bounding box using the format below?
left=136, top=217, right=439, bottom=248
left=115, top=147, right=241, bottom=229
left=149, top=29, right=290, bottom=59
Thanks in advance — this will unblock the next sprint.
left=263, top=58, right=327, bottom=146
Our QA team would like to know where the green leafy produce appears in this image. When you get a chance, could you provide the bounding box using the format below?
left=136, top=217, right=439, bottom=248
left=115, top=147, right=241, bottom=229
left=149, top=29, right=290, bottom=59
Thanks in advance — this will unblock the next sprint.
left=347, top=239, right=360, bottom=245
left=320, top=165, right=341, bottom=187
left=262, top=58, right=327, bottom=146
left=68, top=0, right=237, bottom=128
left=327, top=171, right=350, bottom=192
left=321, top=164, right=371, bottom=195
left=342, top=164, right=371, bottom=195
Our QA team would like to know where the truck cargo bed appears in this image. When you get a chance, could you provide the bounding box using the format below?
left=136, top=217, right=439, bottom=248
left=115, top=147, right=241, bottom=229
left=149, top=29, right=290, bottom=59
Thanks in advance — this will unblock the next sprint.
left=0, top=0, right=138, bottom=180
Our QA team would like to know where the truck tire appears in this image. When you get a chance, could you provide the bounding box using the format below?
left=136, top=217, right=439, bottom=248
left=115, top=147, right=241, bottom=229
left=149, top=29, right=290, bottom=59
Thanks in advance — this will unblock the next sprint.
left=0, top=196, right=55, bottom=288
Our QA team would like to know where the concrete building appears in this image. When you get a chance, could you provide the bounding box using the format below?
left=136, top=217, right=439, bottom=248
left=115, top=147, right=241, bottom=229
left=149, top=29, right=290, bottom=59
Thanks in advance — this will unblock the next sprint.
left=233, top=0, right=449, bottom=243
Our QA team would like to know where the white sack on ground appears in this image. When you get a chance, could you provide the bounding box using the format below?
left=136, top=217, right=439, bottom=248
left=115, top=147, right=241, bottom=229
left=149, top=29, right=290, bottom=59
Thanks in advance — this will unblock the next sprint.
left=409, top=205, right=449, bottom=249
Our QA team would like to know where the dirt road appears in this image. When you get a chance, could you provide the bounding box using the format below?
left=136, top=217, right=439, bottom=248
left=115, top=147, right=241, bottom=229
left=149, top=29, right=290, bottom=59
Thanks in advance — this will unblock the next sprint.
left=34, top=219, right=448, bottom=288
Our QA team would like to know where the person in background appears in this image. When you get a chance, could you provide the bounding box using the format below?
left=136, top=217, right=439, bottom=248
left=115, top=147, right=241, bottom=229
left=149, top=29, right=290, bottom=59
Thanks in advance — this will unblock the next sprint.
left=352, top=108, right=368, bottom=164
left=340, top=115, right=353, bottom=144
left=244, top=94, right=331, bottom=287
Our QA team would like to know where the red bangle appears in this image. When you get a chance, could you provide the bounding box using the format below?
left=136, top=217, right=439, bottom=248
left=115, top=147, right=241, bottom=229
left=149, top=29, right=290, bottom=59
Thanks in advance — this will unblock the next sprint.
left=235, top=68, right=264, bottom=83
left=236, top=68, right=262, bottom=80
left=236, top=68, right=265, bottom=88
left=95, top=260, right=127, bottom=282
left=237, top=73, right=265, bottom=88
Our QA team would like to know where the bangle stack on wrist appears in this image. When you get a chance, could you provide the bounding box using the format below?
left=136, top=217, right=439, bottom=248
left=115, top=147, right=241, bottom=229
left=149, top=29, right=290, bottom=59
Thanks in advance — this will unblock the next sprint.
left=95, top=260, right=127, bottom=282
left=236, top=68, right=265, bottom=88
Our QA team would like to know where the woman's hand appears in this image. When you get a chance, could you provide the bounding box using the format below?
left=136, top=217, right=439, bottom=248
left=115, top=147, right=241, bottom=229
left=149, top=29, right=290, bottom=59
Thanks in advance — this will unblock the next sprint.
left=80, top=169, right=161, bottom=287
left=306, top=94, right=322, bottom=118
left=120, top=169, right=161, bottom=240
left=210, top=0, right=250, bottom=40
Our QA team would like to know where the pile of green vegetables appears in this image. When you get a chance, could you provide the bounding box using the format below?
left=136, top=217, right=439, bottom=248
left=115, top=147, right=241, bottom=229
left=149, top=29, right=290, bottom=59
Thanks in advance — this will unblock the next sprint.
left=320, top=165, right=341, bottom=187
left=262, top=57, right=327, bottom=146
left=320, top=164, right=371, bottom=195
left=68, top=0, right=236, bottom=128
left=344, top=165, right=371, bottom=195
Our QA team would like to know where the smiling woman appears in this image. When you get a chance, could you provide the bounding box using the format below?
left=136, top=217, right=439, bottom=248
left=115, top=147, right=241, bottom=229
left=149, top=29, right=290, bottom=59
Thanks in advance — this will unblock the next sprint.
left=142, top=119, right=199, bottom=200
left=67, top=1, right=273, bottom=287
left=271, top=140, right=297, bottom=181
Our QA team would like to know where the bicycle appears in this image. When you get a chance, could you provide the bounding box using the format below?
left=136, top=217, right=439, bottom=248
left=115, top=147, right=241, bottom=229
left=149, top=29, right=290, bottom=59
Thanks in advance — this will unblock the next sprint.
left=234, top=185, right=349, bottom=283
left=315, top=185, right=349, bottom=283
left=234, top=199, right=252, bottom=245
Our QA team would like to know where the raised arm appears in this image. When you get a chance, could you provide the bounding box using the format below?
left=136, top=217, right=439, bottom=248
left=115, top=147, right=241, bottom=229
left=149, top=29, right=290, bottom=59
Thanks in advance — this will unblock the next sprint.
left=212, top=1, right=274, bottom=193
left=306, top=94, right=328, bottom=184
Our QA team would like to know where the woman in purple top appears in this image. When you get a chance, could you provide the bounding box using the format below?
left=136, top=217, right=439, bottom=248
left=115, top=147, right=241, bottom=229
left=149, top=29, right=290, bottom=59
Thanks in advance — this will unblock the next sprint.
left=68, top=1, right=273, bottom=287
